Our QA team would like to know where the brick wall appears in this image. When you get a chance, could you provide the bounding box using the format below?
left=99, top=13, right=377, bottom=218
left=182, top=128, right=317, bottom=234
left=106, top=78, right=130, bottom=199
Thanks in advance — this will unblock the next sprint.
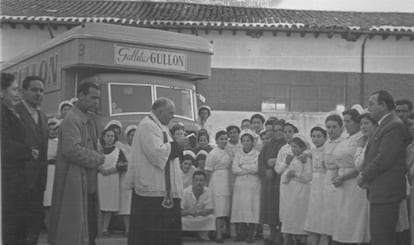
left=197, top=68, right=414, bottom=112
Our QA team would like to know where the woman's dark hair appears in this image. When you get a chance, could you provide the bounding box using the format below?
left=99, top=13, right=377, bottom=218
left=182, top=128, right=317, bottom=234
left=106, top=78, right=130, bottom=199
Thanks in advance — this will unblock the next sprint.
left=291, top=137, right=307, bottom=150
left=274, top=119, right=286, bottom=127
left=226, top=125, right=241, bottom=134
left=99, top=128, right=118, bottom=147
left=359, top=113, right=378, bottom=126
left=311, top=126, right=327, bottom=139
left=198, top=107, right=211, bottom=116
left=325, top=114, right=343, bottom=127
left=181, top=154, right=195, bottom=164
left=240, top=133, right=254, bottom=142
left=171, top=124, right=185, bottom=135
left=107, top=124, right=121, bottom=133
left=250, top=113, right=265, bottom=124
left=241, top=119, right=250, bottom=124
left=342, top=108, right=361, bottom=123
left=396, top=99, right=413, bottom=112
left=196, top=153, right=207, bottom=162
left=193, top=170, right=207, bottom=180
left=1, top=72, right=16, bottom=90
left=215, top=130, right=228, bottom=140
left=284, top=123, right=299, bottom=133
left=265, top=119, right=275, bottom=127
left=197, top=129, right=210, bottom=142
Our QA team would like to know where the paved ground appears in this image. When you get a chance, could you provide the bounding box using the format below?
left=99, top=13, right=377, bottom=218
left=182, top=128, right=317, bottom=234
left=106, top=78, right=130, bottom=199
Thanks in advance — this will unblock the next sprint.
left=38, top=233, right=265, bottom=245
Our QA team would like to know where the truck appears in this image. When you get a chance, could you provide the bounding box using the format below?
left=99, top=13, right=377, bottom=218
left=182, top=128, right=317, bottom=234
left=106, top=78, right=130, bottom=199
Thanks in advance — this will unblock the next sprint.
left=2, top=23, right=213, bottom=141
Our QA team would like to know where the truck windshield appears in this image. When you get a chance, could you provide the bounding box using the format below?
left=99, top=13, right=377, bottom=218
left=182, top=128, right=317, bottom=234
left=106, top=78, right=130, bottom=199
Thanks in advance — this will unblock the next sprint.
left=155, top=85, right=194, bottom=120
left=109, top=83, right=194, bottom=120
left=109, top=83, right=153, bottom=115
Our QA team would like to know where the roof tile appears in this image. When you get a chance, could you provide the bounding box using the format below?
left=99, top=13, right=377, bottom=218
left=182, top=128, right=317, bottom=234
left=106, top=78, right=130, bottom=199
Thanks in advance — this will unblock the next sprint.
left=1, top=0, right=414, bottom=35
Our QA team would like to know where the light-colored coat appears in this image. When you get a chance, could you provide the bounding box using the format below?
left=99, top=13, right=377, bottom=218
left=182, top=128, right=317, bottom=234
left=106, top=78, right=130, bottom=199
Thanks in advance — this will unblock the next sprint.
left=126, top=112, right=183, bottom=198
left=48, top=105, right=104, bottom=245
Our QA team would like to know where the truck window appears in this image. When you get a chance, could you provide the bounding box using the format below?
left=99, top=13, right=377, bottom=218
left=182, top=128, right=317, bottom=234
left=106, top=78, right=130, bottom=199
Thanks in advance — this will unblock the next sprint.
left=155, top=85, right=194, bottom=120
left=109, top=83, right=152, bottom=116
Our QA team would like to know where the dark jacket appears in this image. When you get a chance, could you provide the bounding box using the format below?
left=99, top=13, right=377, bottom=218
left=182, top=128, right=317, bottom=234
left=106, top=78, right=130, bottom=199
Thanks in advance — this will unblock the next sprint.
left=1, top=101, right=32, bottom=167
left=14, top=101, right=49, bottom=191
left=362, top=112, right=409, bottom=204
left=1, top=101, right=33, bottom=208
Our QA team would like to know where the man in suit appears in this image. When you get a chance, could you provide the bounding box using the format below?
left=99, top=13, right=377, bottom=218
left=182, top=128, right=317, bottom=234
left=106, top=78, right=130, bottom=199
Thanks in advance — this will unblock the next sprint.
left=14, top=75, right=49, bottom=245
left=357, top=90, right=409, bottom=245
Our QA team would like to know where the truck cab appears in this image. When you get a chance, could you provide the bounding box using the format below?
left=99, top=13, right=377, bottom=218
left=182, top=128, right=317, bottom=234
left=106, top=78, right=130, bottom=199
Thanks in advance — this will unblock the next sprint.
left=2, top=23, right=213, bottom=141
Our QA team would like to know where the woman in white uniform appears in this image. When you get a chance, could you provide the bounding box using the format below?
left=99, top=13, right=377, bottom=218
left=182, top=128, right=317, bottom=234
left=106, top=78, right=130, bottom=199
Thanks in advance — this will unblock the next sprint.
left=331, top=106, right=370, bottom=244
left=304, top=125, right=328, bottom=245
left=281, top=133, right=312, bottom=245
left=274, top=120, right=300, bottom=245
left=98, top=128, right=127, bottom=235
left=321, top=114, right=345, bottom=240
left=205, top=130, right=232, bottom=243
left=231, top=129, right=261, bottom=243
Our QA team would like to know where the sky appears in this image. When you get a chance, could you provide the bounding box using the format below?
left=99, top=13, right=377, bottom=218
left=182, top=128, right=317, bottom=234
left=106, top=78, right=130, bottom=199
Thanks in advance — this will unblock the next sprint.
left=270, top=0, right=414, bottom=12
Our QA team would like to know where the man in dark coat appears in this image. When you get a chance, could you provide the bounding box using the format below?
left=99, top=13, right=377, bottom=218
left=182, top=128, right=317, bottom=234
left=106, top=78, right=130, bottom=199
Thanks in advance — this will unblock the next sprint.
left=1, top=72, right=34, bottom=244
left=14, top=75, right=49, bottom=245
left=358, top=90, right=409, bottom=245
left=258, top=119, right=285, bottom=245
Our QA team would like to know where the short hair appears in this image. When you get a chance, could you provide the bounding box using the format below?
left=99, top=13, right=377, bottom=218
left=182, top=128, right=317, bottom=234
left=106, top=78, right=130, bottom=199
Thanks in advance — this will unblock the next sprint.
left=77, top=81, right=99, bottom=96
left=241, top=119, right=250, bottom=124
left=226, top=125, right=241, bottom=134
left=250, top=113, right=265, bottom=124
left=311, top=126, right=327, bottom=139
left=196, top=153, right=207, bottom=162
left=325, top=114, right=343, bottom=127
left=197, top=129, right=210, bottom=142
left=22, top=76, right=45, bottom=90
left=107, top=124, right=121, bottom=132
left=284, top=123, right=299, bottom=133
left=215, top=130, right=228, bottom=140
left=274, top=119, right=286, bottom=127
left=359, top=113, right=378, bottom=126
left=371, top=90, right=395, bottom=111
left=99, top=128, right=118, bottom=147
left=396, top=99, right=413, bottom=112
left=342, top=108, right=361, bottom=123
left=291, top=137, right=307, bottom=149
left=171, top=124, right=185, bottom=135
left=265, top=119, right=275, bottom=127
left=240, top=133, right=254, bottom=142
left=193, top=170, right=207, bottom=180
left=181, top=154, right=195, bottom=164
left=1, top=72, right=15, bottom=90
left=152, top=97, right=174, bottom=111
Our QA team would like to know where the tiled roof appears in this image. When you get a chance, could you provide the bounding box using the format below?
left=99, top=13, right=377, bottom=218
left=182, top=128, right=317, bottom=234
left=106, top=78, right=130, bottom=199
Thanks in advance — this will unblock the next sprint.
left=1, top=0, right=414, bottom=36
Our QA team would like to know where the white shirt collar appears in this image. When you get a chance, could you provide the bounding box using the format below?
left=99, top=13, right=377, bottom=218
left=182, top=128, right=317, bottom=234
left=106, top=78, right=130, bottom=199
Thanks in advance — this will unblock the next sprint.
left=378, top=112, right=392, bottom=126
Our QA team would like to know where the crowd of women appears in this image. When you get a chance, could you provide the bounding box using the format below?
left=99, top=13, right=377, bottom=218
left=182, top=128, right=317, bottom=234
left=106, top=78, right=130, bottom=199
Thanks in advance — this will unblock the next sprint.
left=177, top=102, right=414, bottom=245
left=17, top=84, right=414, bottom=245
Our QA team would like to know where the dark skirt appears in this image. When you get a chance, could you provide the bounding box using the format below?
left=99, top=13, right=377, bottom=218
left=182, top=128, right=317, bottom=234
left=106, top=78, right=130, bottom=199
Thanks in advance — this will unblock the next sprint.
left=128, top=193, right=182, bottom=245
left=260, top=173, right=280, bottom=225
